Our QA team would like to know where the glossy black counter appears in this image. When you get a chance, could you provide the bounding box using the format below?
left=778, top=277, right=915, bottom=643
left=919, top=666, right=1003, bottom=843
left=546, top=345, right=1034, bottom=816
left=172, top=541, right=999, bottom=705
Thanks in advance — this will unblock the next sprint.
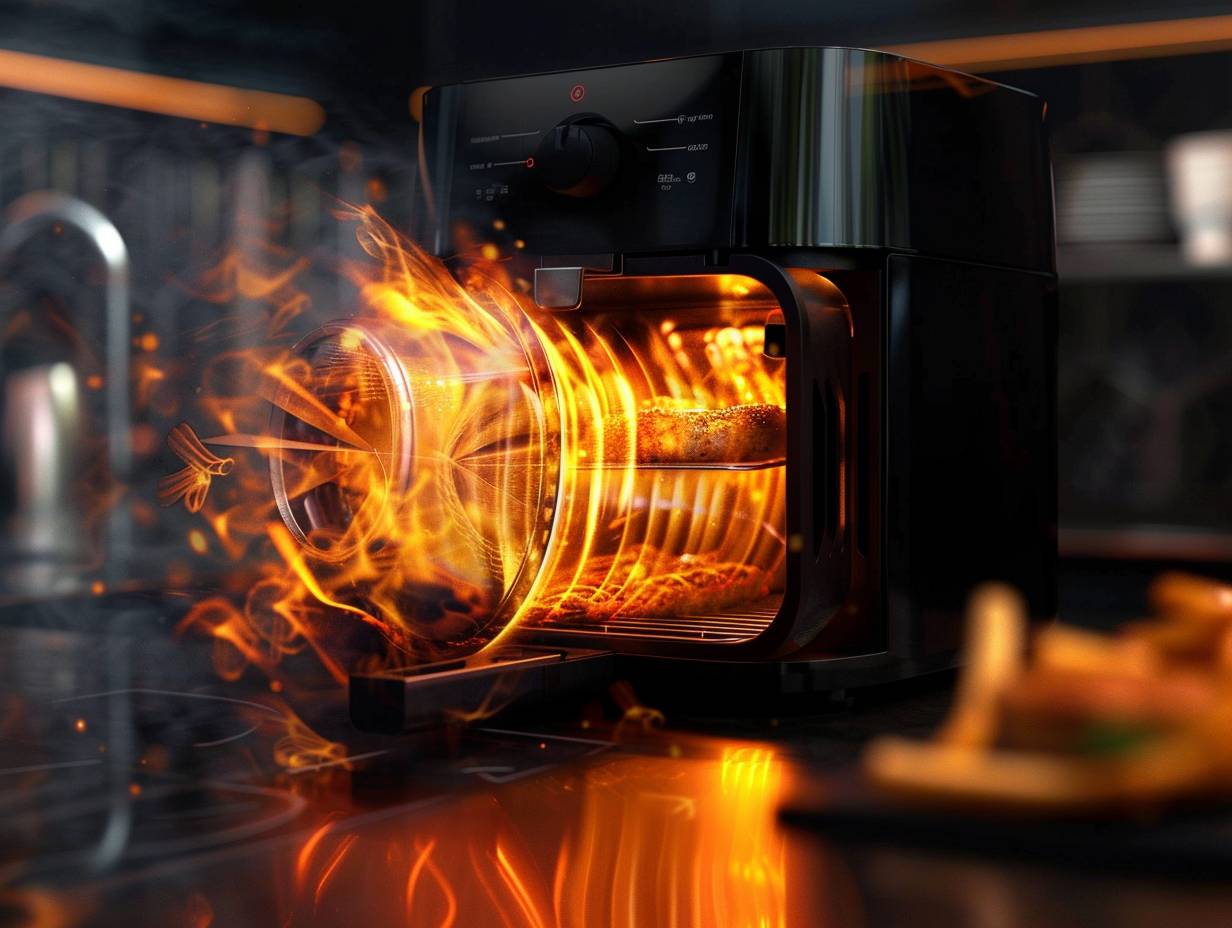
left=0, top=585, right=1225, bottom=927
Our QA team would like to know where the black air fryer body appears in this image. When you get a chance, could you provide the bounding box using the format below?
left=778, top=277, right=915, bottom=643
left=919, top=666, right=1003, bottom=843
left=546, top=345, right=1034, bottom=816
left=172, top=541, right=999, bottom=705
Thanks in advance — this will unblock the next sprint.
left=351, top=47, right=1056, bottom=729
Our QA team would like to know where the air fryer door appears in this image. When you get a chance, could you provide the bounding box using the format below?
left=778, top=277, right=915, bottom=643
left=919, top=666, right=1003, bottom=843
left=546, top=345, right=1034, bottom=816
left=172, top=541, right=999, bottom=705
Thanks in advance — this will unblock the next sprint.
left=348, top=256, right=868, bottom=732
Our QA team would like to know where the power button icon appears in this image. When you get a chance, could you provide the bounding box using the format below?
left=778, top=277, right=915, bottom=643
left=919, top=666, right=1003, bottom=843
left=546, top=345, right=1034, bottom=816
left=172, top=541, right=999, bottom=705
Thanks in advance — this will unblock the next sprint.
left=569, top=83, right=586, bottom=103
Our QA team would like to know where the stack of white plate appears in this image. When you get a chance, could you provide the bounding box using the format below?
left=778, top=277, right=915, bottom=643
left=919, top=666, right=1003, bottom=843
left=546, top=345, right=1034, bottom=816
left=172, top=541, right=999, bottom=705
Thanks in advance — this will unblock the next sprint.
left=1056, top=152, right=1172, bottom=245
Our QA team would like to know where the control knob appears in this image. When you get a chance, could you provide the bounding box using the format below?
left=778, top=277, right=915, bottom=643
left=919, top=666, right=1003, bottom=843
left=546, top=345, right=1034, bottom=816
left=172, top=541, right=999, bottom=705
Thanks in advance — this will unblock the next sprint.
left=534, top=117, right=621, bottom=198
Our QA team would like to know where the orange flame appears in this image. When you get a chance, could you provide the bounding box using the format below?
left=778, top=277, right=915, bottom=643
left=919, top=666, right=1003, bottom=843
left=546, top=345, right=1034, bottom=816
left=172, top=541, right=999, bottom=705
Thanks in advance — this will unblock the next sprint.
left=270, top=701, right=348, bottom=772
left=170, top=204, right=786, bottom=689
left=158, top=423, right=235, bottom=513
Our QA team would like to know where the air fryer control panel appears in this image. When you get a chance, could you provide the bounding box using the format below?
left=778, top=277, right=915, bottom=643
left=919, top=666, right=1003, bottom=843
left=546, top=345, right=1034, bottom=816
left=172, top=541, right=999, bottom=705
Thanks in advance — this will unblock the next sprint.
left=422, top=53, right=742, bottom=256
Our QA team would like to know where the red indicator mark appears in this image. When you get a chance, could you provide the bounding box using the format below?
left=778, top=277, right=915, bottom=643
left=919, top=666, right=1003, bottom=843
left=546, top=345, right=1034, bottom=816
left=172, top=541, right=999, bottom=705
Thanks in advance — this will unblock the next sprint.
left=569, top=83, right=586, bottom=103
left=525, top=156, right=535, bottom=169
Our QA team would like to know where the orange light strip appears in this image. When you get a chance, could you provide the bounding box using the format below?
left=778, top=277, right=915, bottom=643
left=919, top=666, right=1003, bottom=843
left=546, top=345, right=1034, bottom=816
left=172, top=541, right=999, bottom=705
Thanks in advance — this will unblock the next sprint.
left=885, top=14, right=1232, bottom=71
left=0, top=47, right=325, bottom=135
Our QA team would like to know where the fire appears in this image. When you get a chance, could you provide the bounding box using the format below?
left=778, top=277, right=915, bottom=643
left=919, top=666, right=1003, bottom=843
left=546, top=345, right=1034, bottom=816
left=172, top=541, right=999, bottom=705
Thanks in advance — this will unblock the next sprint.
left=268, top=700, right=349, bottom=771
left=158, top=423, right=235, bottom=514
left=188, top=246, right=312, bottom=337
left=169, top=204, right=785, bottom=686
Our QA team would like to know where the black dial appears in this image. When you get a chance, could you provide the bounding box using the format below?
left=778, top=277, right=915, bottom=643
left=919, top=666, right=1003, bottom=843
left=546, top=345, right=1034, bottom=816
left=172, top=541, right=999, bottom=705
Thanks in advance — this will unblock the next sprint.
left=534, top=117, right=621, bottom=197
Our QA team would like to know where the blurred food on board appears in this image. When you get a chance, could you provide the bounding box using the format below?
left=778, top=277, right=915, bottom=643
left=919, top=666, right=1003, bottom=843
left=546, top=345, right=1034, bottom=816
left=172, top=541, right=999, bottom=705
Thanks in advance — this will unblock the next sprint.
left=865, top=573, right=1232, bottom=813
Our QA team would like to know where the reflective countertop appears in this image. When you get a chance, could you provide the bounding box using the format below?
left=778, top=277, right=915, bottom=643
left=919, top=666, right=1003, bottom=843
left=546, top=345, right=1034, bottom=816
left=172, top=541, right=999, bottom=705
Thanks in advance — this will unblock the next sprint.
left=1, top=595, right=1229, bottom=928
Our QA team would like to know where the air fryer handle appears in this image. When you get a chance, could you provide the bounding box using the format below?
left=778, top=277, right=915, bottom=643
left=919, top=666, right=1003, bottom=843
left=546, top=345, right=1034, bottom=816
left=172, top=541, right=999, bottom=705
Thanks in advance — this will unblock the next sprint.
left=786, top=269, right=855, bottom=639
left=350, top=647, right=614, bottom=733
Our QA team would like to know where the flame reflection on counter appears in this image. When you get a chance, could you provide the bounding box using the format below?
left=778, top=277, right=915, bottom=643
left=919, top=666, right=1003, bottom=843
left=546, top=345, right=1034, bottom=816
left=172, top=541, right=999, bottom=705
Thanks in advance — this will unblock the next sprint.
left=290, top=744, right=856, bottom=927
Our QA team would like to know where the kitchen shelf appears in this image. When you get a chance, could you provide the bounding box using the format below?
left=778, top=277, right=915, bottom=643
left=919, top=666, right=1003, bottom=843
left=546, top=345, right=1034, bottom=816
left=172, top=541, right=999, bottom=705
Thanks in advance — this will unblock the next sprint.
left=1058, top=244, right=1232, bottom=284
left=1060, top=525, right=1232, bottom=561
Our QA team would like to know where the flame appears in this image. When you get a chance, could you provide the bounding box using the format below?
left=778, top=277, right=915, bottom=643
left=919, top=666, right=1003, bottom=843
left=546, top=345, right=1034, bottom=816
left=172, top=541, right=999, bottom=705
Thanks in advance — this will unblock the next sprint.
left=170, top=204, right=785, bottom=687
left=269, top=701, right=349, bottom=771
left=267, top=521, right=402, bottom=646
left=187, top=247, right=313, bottom=338
left=158, top=423, right=235, bottom=513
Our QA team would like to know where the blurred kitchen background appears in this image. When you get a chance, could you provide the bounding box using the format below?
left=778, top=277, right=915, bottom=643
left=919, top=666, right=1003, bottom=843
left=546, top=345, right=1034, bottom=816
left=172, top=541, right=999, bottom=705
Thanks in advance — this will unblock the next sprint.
left=2, top=0, right=1232, bottom=615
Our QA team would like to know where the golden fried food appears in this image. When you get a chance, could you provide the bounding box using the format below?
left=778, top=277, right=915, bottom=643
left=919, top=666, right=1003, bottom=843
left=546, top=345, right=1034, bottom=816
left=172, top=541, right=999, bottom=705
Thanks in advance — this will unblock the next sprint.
left=1001, top=667, right=1217, bottom=728
left=863, top=570, right=1232, bottom=815
left=602, top=404, right=786, bottom=466
left=1150, top=572, right=1232, bottom=624
left=1034, top=624, right=1159, bottom=677
left=526, top=549, right=770, bottom=622
left=936, top=583, right=1025, bottom=748
left=1122, top=617, right=1232, bottom=667
left=864, top=732, right=1217, bottom=813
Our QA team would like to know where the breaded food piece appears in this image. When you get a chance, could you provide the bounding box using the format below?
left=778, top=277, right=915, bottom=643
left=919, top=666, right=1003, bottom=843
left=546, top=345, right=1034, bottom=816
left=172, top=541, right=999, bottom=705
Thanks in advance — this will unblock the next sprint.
left=525, top=550, right=772, bottom=622
left=604, top=403, right=786, bottom=465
